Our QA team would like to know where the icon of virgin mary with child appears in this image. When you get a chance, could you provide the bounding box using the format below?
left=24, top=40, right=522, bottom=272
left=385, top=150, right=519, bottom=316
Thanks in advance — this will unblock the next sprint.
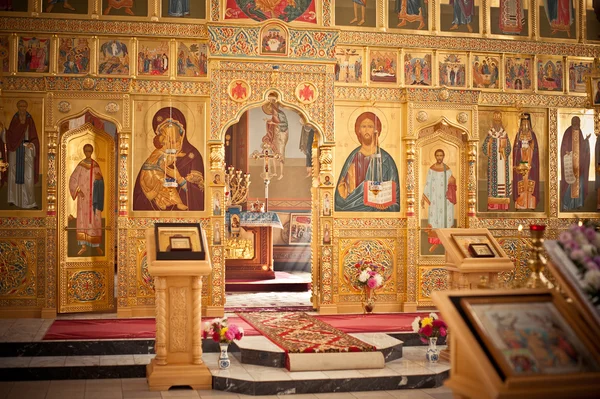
left=133, top=107, right=204, bottom=211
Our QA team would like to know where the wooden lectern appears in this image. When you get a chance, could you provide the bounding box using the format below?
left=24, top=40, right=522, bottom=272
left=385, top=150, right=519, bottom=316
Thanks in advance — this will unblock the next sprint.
left=435, top=228, right=514, bottom=290
left=432, top=289, right=600, bottom=399
left=146, top=223, right=212, bottom=391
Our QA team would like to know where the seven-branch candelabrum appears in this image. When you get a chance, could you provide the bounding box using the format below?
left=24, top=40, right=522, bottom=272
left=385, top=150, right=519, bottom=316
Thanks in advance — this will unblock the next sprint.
left=224, top=166, right=250, bottom=206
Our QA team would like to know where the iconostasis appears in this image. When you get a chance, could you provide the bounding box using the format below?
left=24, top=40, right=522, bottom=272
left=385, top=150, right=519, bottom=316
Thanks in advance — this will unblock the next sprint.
left=0, top=0, right=599, bottom=318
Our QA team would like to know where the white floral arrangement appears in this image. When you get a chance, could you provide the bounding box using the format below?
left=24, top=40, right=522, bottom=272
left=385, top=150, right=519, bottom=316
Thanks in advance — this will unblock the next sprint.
left=354, top=260, right=385, bottom=289
left=556, top=222, right=600, bottom=309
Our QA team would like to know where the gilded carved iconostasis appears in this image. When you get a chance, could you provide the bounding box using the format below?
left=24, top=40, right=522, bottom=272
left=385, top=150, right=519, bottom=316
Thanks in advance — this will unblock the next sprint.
left=0, top=0, right=599, bottom=318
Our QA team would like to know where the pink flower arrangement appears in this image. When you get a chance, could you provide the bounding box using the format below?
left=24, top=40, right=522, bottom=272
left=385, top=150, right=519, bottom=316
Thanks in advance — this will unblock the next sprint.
left=354, top=260, right=385, bottom=290
left=412, top=313, right=448, bottom=343
left=202, top=317, right=244, bottom=344
left=558, top=221, right=600, bottom=308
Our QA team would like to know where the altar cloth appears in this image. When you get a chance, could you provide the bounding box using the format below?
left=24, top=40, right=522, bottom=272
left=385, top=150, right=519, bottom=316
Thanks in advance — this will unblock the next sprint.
left=226, top=211, right=283, bottom=229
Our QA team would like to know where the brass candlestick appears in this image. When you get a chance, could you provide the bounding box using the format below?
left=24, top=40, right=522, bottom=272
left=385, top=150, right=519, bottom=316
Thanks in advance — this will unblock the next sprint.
left=525, top=224, right=554, bottom=289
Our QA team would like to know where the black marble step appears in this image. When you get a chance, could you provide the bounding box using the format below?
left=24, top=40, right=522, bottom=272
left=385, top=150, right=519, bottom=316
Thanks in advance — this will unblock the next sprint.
left=0, top=339, right=222, bottom=357
left=0, top=332, right=429, bottom=358
left=212, top=370, right=450, bottom=396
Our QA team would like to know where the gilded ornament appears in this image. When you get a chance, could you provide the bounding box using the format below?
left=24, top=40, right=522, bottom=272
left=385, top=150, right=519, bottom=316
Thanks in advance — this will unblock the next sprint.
left=82, top=77, right=96, bottom=90
left=438, top=89, right=450, bottom=101
left=57, top=101, right=71, bottom=113
left=296, top=82, right=318, bottom=105
left=416, top=111, right=428, bottom=123
left=105, top=102, right=119, bottom=113
left=228, top=80, right=251, bottom=103
left=457, top=112, right=468, bottom=124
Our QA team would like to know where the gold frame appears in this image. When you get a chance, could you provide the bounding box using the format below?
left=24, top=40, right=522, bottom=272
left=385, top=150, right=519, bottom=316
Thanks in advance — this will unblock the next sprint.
left=451, top=233, right=500, bottom=259
left=289, top=213, right=312, bottom=246
left=460, top=293, right=600, bottom=378
left=590, top=75, right=600, bottom=107
left=155, top=223, right=202, bottom=253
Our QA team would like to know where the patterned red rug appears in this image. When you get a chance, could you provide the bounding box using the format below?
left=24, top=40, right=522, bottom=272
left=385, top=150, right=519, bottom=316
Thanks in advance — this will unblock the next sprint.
left=237, top=312, right=376, bottom=354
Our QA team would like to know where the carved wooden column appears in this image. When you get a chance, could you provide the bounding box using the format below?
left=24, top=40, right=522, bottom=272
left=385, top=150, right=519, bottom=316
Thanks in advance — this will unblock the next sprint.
left=118, top=131, right=129, bottom=216
left=154, top=276, right=168, bottom=366
left=467, top=141, right=477, bottom=217
left=405, top=139, right=416, bottom=217
left=207, top=142, right=225, bottom=316
left=192, top=277, right=203, bottom=365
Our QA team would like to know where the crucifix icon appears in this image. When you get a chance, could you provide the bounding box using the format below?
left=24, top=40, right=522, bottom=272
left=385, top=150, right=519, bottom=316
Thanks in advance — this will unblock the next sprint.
left=251, top=142, right=280, bottom=212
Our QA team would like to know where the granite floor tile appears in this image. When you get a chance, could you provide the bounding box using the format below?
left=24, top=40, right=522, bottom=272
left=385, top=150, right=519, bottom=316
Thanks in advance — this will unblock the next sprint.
left=421, top=386, right=452, bottom=394
left=275, top=394, right=318, bottom=398
left=160, top=389, right=201, bottom=398
left=248, top=370, right=293, bottom=382
left=427, top=394, right=455, bottom=399
left=287, top=371, right=329, bottom=380
left=322, top=370, right=366, bottom=379
left=385, top=359, right=433, bottom=376
left=122, top=378, right=152, bottom=391
left=29, top=355, right=67, bottom=367
left=314, top=394, right=357, bottom=399
left=211, top=370, right=255, bottom=381
left=48, top=379, right=86, bottom=392
left=197, top=390, right=243, bottom=397
left=0, top=382, right=14, bottom=399
left=386, top=391, right=435, bottom=399
left=0, top=357, right=32, bottom=368
left=6, top=381, right=50, bottom=399
left=1, top=332, right=36, bottom=342
left=65, top=355, right=101, bottom=367
left=122, top=391, right=163, bottom=399
left=99, top=354, right=135, bottom=366
left=356, top=368, right=399, bottom=377
left=133, top=354, right=155, bottom=365
left=237, top=396, right=279, bottom=399
left=6, top=390, right=47, bottom=399
left=46, top=392, right=85, bottom=399
left=84, top=391, right=123, bottom=399
left=350, top=391, right=395, bottom=398
left=86, top=379, right=123, bottom=392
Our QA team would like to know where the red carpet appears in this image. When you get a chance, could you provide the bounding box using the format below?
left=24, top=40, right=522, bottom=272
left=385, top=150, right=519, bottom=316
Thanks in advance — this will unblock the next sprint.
left=43, top=317, right=259, bottom=340
left=226, top=271, right=311, bottom=292
left=237, top=312, right=376, bottom=354
left=43, top=312, right=430, bottom=340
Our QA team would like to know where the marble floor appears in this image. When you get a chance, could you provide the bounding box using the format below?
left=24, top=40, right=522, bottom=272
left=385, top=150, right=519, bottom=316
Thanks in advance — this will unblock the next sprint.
left=0, top=317, right=453, bottom=398
left=0, top=379, right=455, bottom=399
left=0, top=285, right=453, bottom=398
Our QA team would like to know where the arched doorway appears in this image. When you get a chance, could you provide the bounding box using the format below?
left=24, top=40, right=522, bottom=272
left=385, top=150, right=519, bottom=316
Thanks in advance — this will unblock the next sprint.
left=221, top=94, right=322, bottom=310
left=57, top=112, right=117, bottom=313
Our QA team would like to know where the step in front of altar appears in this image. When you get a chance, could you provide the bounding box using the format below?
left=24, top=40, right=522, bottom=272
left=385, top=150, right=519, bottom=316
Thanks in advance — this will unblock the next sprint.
left=0, top=334, right=449, bottom=395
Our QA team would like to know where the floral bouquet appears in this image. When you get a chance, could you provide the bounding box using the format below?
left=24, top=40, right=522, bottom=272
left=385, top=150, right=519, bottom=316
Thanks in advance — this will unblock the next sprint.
left=202, top=317, right=244, bottom=345
left=556, top=221, right=600, bottom=308
left=354, top=260, right=385, bottom=290
left=412, top=313, right=448, bottom=343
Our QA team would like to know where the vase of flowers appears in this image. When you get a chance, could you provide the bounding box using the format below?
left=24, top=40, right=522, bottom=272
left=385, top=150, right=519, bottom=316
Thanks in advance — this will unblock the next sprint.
left=202, top=317, right=244, bottom=369
left=412, top=313, right=447, bottom=363
left=355, top=260, right=385, bottom=314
